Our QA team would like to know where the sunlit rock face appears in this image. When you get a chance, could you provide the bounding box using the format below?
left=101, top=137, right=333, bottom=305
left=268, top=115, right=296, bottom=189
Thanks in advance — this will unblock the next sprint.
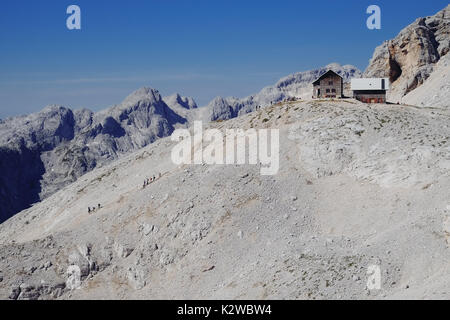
left=365, top=5, right=450, bottom=102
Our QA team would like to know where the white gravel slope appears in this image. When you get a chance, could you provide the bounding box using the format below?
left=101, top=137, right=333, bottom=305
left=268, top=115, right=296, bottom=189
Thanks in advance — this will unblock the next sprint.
left=0, top=99, right=449, bottom=300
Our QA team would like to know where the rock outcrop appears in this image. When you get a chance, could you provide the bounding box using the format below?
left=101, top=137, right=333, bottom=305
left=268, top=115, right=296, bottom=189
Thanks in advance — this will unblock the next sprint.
left=0, top=88, right=188, bottom=223
left=208, top=63, right=362, bottom=121
left=365, top=5, right=450, bottom=102
left=403, top=52, right=450, bottom=108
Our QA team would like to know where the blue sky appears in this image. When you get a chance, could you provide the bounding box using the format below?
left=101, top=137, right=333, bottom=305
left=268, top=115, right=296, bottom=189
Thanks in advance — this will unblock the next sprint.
left=0, top=0, right=448, bottom=118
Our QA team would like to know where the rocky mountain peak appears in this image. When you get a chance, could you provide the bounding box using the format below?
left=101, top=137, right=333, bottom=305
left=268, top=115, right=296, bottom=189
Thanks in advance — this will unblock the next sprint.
left=121, top=87, right=162, bottom=107
left=364, top=5, right=449, bottom=102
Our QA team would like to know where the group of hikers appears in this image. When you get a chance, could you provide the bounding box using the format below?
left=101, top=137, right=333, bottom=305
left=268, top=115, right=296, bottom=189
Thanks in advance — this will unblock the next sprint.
left=88, top=203, right=101, bottom=214
left=143, top=172, right=162, bottom=189
left=85, top=172, right=163, bottom=214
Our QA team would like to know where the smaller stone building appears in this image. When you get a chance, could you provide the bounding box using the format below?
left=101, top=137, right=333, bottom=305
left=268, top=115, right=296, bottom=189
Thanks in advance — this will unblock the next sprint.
left=351, top=78, right=389, bottom=103
left=312, top=70, right=343, bottom=99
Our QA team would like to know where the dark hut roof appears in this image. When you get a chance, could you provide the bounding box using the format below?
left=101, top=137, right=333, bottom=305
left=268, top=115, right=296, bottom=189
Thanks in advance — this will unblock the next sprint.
left=312, top=70, right=343, bottom=85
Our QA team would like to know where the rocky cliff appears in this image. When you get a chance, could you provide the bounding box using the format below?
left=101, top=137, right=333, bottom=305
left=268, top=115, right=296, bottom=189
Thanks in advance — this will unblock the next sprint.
left=403, top=51, right=450, bottom=108
left=365, top=5, right=450, bottom=102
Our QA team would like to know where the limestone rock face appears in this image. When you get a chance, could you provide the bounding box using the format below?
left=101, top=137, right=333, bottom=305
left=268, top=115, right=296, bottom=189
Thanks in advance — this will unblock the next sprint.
left=163, top=93, right=199, bottom=123
left=365, top=5, right=450, bottom=102
left=0, top=88, right=188, bottom=223
left=402, top=52, right=450, bottom=109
